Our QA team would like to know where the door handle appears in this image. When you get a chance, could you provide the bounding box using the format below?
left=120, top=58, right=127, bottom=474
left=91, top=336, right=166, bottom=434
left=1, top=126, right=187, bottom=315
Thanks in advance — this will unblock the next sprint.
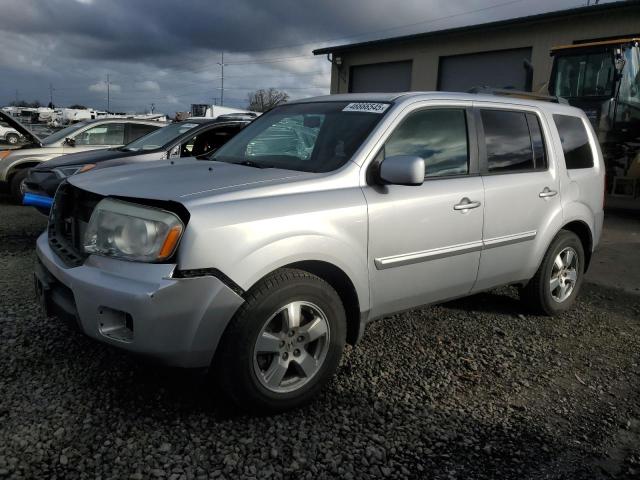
left=539, top=187, right=558, bottom=198
left=453, top=198, right=481, bottom=211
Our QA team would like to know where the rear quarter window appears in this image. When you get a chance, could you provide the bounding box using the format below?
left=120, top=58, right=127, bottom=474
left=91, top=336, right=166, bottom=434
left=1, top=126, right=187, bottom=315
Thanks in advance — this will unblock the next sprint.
left=553, top=114, right=594, bottom=169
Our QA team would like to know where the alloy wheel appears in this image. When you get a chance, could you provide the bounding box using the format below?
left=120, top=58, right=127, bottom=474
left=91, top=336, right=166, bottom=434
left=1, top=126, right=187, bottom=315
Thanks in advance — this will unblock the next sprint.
left=550, top=246, right=579, bottom=303
left=253, top=301, right=330, bottom=393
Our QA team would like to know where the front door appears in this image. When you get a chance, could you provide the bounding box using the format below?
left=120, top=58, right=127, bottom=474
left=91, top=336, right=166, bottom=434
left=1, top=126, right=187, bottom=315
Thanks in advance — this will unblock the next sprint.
left=363, top=105, right=485, bottom=318
left=472, top=106, right=562, bottom=291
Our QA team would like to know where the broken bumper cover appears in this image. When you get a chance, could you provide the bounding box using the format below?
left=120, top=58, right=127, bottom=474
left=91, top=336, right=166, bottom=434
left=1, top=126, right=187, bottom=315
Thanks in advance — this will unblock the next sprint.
left=35, top=232, right=245, bottom=368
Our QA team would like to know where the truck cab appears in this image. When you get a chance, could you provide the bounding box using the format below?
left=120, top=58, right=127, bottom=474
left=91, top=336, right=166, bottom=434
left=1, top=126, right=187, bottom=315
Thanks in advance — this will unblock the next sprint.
left=549, top=38, right=640, bottom=208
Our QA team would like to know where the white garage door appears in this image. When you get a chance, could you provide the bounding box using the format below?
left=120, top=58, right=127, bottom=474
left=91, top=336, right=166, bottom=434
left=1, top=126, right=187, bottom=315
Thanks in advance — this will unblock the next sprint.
left=349, top=61, right=412, bottom=93
left=438, top=48, right=532, bottom=92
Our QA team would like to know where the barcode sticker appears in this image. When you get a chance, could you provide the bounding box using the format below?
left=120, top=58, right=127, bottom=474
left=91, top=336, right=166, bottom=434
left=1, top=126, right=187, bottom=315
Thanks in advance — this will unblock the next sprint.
left=342, top=103, right=390, bottom=114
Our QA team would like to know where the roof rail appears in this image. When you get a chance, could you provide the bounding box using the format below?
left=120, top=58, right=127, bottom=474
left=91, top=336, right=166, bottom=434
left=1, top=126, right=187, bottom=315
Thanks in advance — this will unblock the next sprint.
left=467, top=86, right=568, bottom=104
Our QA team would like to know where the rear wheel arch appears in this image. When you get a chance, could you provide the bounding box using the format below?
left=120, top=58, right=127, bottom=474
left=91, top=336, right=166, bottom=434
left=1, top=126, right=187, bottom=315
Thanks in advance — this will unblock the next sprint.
left=560, top=220, right=593, bottom=271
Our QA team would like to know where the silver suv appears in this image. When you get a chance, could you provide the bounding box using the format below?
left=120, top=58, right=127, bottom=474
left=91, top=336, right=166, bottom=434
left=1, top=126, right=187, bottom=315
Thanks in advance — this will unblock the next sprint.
left=34, top=93, right=605, bottom=412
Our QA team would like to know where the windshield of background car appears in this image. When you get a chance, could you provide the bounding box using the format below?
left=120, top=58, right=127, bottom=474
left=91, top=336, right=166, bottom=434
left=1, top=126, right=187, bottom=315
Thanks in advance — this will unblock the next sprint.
left=553, top=51, right=615, bottom=98
left=41, top=121, right=91, bottom=145
left=616, top=45, right=640, bottom=123
left=209, top=102, right=389, bottom=172
left=123, top=122, right=200, bottom=151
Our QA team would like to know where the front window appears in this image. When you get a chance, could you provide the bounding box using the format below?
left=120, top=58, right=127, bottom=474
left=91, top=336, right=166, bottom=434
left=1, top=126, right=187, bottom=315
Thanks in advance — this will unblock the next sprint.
left=383, top=109, right=469, bottom=177
left=123, top=122, right=200, bottom=152
left=41, top=121, right=90, bottom=145
left=210, top=102, right=388, bottom=172
left=75, top=123, right=125, bottom=146
left=553, top=51, right=615, bottom=98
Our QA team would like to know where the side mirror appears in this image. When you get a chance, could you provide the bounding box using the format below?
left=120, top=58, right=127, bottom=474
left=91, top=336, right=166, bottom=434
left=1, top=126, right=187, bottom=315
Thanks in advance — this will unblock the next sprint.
left=65, top=137, right=76, bottom=147
left=379, top=155, right=425, bottom=186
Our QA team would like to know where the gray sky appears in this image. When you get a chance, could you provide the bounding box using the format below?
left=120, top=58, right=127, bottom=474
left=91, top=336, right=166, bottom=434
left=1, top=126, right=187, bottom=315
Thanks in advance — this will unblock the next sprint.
left=0, top=0, right=613, bottom=114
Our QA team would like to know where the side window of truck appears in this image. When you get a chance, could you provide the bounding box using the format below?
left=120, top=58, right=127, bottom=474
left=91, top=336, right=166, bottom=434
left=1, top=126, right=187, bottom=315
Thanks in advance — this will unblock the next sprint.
left=553, top=114, right=594, bottom=169
left=384, top=108, right=469, bottom=178
left=481, top=109, right=547, bottom=173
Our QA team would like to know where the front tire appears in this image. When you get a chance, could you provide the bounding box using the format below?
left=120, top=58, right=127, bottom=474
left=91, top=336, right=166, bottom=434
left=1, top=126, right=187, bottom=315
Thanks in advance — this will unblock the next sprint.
left=520, top=230, right=585, bottom=315
left=214, top=268, right=346, bottom=413
left=9, top=169, right=29, bottom=204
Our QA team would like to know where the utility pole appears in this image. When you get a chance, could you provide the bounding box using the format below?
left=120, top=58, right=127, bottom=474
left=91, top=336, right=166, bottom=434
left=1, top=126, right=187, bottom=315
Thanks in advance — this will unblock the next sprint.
left=106, top=74, right=110, bottom=113
left=150, top=103, right=155, bottom=114
left=49, top=83, right=55, bottom=107
left=218, top=51, right=225, bottom=106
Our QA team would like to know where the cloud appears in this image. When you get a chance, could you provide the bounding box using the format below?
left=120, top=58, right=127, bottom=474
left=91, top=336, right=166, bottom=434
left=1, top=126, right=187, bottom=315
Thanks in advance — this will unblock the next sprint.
left=88, top=81, right=121, bottom=93
left=0, top=0, right=614, bottom=113
left=135, top=80, right=160, bottom=92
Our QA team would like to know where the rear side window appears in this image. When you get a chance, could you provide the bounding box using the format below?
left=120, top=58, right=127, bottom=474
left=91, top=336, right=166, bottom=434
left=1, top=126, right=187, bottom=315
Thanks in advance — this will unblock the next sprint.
left=481, top=110, right=547, bottom=173
left=553, top=114, right=594, bottom=169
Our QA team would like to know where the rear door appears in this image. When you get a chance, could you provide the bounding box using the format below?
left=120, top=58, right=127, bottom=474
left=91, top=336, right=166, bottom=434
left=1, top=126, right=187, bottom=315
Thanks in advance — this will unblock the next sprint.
left=363, top=102, right=485, bottom=318
left=472, top=104, right=562, bottom=291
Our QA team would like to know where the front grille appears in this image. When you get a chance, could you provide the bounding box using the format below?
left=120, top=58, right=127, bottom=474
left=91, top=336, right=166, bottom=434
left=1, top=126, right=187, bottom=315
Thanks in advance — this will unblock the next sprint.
left=48, top=182, right=103, bottom=267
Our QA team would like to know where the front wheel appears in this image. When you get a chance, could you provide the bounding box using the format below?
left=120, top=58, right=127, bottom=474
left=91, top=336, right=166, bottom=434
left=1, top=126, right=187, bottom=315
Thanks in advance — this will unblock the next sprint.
left=214, top=268, right=346, bottom=413
left=520, top=230, right=585, bottom=315
left=9, top=169, right=29, bottom=204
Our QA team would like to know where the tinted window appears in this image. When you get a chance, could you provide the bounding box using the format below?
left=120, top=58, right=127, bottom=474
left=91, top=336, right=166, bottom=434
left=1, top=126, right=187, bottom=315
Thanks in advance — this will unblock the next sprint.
left=128, top=123, right=159, bottom=143
left=553, top=114, right=594, bottom=169
left=385, top=109, right=468, bottom=177
left=482, top=110, right=534, bottom=173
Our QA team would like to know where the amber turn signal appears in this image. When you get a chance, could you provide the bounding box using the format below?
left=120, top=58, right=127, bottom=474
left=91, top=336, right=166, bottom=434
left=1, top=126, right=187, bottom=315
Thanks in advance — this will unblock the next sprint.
left=158, top=225, right=183, bottom=260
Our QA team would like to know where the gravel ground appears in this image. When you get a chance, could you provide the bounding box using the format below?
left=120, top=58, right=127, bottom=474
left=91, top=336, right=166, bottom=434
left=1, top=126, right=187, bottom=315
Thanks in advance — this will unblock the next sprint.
left=1, top=199, right=639, bottom=480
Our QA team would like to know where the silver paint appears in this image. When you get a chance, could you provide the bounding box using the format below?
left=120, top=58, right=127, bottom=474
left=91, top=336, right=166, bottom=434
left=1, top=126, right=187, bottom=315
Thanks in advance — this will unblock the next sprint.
left=36, top=92, right=605, bottom=367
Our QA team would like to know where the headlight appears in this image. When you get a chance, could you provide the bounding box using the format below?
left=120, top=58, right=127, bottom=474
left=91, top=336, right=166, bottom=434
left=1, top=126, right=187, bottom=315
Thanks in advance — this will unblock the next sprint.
left=53, top=163, right=95, bottom=178
left=0, top=150, right=11, bottom=160
left=83, top=198, right=184, bottom=262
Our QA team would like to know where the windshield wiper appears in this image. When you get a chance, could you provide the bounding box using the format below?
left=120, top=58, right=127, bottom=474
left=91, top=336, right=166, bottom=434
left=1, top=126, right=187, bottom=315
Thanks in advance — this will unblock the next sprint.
left=221, top=160, right=273, bottom=169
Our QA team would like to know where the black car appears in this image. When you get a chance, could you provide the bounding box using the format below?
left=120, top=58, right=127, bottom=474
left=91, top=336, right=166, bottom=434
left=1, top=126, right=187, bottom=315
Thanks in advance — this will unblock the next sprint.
left=23, top=116, right=252, bottom=211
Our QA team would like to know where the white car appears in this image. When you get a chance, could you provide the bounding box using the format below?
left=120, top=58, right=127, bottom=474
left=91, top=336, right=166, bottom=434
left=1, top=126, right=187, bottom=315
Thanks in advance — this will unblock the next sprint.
left=0, top=111, right=165, bottom=202
left=0, top=118, right=22, bottom=145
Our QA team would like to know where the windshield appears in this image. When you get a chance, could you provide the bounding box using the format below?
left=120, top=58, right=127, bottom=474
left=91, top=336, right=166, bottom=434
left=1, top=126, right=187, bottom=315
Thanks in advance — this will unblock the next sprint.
left=210, top=101, right=388, bottom=172
left=41, top=121, right=91, bottom=145
left=123, top=121, right=200, bottom=151
left=553, top=51, right=615, bottom=98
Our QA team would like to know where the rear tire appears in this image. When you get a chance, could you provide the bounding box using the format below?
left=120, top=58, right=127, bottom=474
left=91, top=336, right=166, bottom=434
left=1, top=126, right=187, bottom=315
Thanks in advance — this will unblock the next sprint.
left=9, top=169, right=28, bottom=204
left=520, top=230, right=585, bottom=315
left=214, top=268, right=346, bottom=413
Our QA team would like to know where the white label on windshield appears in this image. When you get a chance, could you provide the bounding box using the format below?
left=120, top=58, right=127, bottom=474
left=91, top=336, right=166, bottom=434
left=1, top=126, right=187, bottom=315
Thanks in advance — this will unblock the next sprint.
left=343, top=103, right=389, bottom=114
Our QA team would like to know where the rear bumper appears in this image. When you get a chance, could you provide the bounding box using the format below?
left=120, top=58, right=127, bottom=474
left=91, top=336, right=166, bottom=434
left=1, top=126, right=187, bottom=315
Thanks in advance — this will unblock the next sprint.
left=35, top=232, right=245, bottom=368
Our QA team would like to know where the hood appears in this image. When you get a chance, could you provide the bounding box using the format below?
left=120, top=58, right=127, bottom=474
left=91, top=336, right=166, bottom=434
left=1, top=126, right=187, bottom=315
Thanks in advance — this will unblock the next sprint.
left=0, top=111, right=41, bottom=146
left=32, top=147, right=136, bottom=171
left=69, top=158, right=308, bottom=201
